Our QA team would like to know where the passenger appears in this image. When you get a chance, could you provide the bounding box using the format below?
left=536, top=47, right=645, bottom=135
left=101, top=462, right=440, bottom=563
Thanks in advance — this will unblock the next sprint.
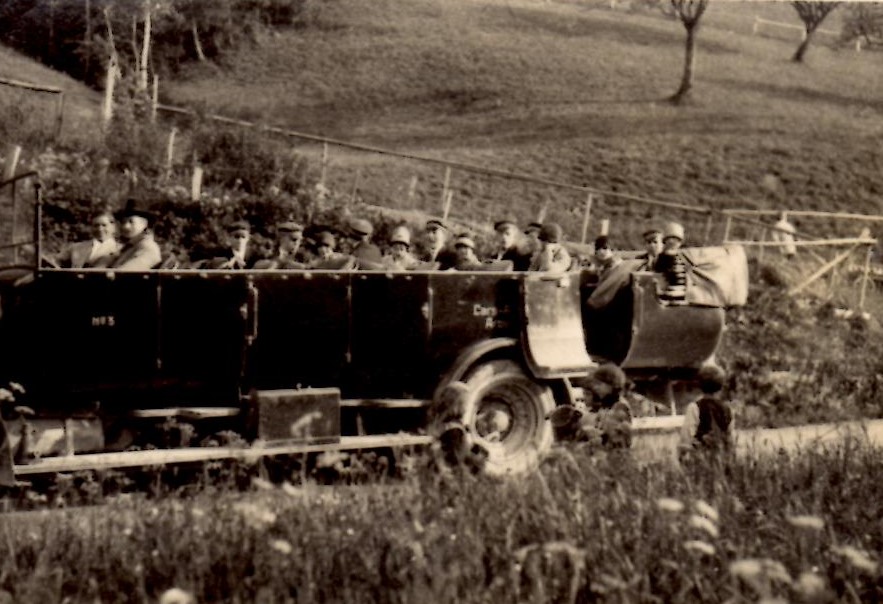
left=592, top=235, right=621, bottom=280
left=524, top=221, right=543, bottom=262
left=309, top=231, right=354, bottom=270
left=452, top=235, right=482, bottom=270
left=55, top=209, right=121, bottom=269
left=383, top=225, right=420, bottom=271
left=637, top=228, right=664, bottom=271
left=421, top=219, right=457, bottom=270
left=347, top=218, right=383, bottom=266
left=108, top=199, right=162, bottom=271
left=220, top=220, right=257, bottom=269
left=654, top=222, right=688, bottom=304
left=678, top=365, right=733, bottom=458
left=253, top=221, right=305, bottom=269
left=492, top=219, right=532, bottom=271
left=529, top=223, right=572, bottom=274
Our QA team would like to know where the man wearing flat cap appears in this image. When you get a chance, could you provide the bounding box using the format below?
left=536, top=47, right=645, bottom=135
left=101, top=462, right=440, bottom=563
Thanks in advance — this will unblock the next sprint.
left=453, top=234, right=482, bottom=271
left=253, top=221, right=306, bottom=269
left=421, top=218, right=457, bottom=270
left=108, top=198, right=162, bottom=271
left=212, top=219, right=257, bottom=269
left=638, top=227, right=663, bottom=271
left=492, top=218, right=532, bottom=271
left=347, top=217, right=383, bottom=268
left=528, top=222, right=572, bottom=274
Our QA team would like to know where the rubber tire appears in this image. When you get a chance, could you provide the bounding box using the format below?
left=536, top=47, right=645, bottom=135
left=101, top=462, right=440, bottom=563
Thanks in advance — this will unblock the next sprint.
left=460, top=359, right=554, bottom=476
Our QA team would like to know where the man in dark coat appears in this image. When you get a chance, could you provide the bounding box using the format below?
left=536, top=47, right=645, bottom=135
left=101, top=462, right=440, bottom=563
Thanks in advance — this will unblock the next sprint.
left=347, top=218, right=383, bottom=269
left=492, top=219, right=532, bottom=271
left=421, top=219, right=458, bottom=270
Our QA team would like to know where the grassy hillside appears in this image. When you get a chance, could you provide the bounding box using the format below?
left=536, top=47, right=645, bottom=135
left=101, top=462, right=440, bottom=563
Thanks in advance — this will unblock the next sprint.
left=0, top=44, right=101, bottom=147
left=162, top=0, right=883, bottom=246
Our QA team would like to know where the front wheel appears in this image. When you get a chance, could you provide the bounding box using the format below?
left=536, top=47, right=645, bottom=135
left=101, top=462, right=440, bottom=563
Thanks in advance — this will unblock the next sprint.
left=457, top=359, right=555, bottom=476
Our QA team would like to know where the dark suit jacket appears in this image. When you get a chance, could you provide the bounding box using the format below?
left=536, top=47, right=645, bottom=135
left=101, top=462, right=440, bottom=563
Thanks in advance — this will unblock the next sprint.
left=352, top=241, right=382, bottom=265
left=423, top=248, right=457, bottom=271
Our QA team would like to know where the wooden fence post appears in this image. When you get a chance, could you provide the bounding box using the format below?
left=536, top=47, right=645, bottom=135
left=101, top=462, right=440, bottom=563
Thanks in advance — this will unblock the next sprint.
left=702, top=213, right=714, bottom=245
left=320, top=142, right=329, bottom=187
left=580, top=193, right=593, bottom=244
left=859, top=245, right=873, bottom=311
left=4, top=145, right=22, bottom=263
left=440, top=167, right=451, bottom=214
left=789, top=244, right=861, bottom=296
left=150, top=74, right=159, bottom=124
left=407, top=175, right=418, bottom=209
left=191, top=166, right=203, bottom=202
left=102, top=57, right=118, bottom=131
left=442, top=190, right=453, bottom=223
left=55, top=91, right=65, bottom=139
left=722, top=214, right=733, bottom=243
left=348, top=168, right=361, bottom=207
left=600, top=218, right=610, bottom=236
left=164, top=128, right=177, bottom=180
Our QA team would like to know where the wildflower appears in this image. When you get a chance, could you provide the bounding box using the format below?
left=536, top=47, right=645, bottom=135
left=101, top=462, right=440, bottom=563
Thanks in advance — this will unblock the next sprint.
left=832, top=545, right=878, bottom=574
left=191, top=507, right=206, bottom=519
left=689, top=515, right=720, bottom=539
left=786, top=515, right=825, bottom=531
left=252, top=477, right=274, bottom=491
left=232, top=502, right=277, bottom=529
left=683, top=540, right=715, bottom=556
left=159, top=587, right=195, bottom=604
left=282, top=482, right=300, bottom=498
left=346, top=528, right=355, bottom=536
left=656, top=498, right=685, bottom=513
left=693, top=500, right=719, bottom=523
left=270, top=539, right=293, bottom=555
left=794, top=571, right=827, bottom=599
left=730, top=557, right=794, bottom=595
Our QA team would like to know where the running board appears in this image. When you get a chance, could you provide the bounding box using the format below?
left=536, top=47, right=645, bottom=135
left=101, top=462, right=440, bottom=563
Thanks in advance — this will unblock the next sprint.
left=13, top=434, right=433, bottom=476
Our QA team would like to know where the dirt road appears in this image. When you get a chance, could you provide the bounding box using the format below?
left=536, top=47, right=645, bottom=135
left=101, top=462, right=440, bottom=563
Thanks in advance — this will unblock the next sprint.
left=633, top=418, right=883, bottom=462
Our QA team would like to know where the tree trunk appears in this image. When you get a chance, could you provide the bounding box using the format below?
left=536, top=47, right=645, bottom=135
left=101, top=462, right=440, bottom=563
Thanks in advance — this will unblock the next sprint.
left=671, top=24, right=697, bottom=104
left=138, top=0, right=151, bottom=92
left=792, top=30, right=814, bottom=62
left=192, top=20, right=206, bottom=62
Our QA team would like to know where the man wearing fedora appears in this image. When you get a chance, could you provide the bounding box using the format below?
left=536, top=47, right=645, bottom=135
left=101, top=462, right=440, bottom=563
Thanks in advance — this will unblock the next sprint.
left=452, top=235, right=482, bottom=271
left=528, top=223, right=571, bottom=274
left=108, top=199, right=162, bottom=271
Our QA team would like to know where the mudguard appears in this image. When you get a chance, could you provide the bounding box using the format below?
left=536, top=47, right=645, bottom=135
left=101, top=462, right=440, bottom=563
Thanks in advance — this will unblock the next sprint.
left=521, top=273, right=593, bottom=379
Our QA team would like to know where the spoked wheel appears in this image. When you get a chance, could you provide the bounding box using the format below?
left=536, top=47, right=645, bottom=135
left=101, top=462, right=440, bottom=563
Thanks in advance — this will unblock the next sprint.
left=459, top=360, right=554, bottom=476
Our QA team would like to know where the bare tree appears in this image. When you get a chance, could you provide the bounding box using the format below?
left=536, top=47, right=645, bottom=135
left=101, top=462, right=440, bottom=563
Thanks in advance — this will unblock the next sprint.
left=791, top=1, right=840, bottom=62
left=669, top=0, right=709, bottom=105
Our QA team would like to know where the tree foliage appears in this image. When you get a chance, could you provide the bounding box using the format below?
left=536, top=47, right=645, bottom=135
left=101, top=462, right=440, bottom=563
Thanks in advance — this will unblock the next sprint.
left=0, top=0, right=310, bottom=88
left=840, top=2, right=883, bottom=49
left=790, top=1, right=840, bottom=62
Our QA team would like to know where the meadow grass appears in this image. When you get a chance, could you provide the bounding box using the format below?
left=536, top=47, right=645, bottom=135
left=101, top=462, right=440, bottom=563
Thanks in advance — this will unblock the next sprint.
left=0, top=442, right=881, bottom=603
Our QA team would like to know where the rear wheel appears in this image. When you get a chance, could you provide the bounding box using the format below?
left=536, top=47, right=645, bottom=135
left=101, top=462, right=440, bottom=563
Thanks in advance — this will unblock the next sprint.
left=459, top=360, right=554, bottom=476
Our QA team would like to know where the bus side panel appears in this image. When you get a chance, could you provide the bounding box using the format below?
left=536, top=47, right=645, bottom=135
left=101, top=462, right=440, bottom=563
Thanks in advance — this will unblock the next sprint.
left=247, top=272, right=350, bottom=392
left=158, top=273, right=248, bottom=405
left=349, top=272, right=431, bottom=398
left=26, top=271, right=159, bottom=408
left=428, top=272, right=521, bottom=374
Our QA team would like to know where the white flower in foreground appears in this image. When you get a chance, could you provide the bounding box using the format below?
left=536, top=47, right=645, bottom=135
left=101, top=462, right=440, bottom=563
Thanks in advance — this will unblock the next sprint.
left=729, top=559, right=763, bottom=581
left=683, top=540, right=715, bottom=556
left=688, top=515, right=720, bottom=539
left=794, top=571, right=827, bottom=599
left=729, top=558, right=792, bottom=585
left=232, top=502, right=277, bottom=528
left=252, top=477, right=274, bottom=491
left=270, top=539, right=293, bottom=555
left=832, top=545, right=878, bottom=574
left=282, top=482, right=300, bottom=497
left=159, top=587, right=195, bottom=604
left=693, top=500, right=719, bottom=523
left=786, top=515, right=825, bottom=531
left=656, top=498, right=685, bottom=513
